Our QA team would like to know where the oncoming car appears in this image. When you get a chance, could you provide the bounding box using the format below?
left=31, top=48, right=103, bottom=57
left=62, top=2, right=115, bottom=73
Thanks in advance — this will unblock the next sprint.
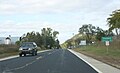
left=19, top=42, right=38, bottom=57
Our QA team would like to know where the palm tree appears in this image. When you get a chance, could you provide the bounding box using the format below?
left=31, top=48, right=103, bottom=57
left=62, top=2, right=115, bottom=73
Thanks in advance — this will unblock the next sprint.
left=107, top=9, right=120, bottom=35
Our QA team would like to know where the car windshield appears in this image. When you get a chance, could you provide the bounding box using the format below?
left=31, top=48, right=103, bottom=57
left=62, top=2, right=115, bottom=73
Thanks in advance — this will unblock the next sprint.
left=21, top=43, right=33, bottom=47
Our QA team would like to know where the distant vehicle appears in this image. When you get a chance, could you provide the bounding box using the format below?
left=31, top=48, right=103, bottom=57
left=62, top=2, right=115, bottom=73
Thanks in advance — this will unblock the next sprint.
left=19, top=42, right=38, bottom=57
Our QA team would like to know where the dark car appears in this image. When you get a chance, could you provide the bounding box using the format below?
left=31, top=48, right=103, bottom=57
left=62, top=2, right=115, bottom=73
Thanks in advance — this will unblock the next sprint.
left=19, top=42, right=38, bottom=57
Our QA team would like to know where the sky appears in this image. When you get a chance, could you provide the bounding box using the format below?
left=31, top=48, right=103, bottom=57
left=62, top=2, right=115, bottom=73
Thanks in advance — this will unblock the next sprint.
left=0, top=0, right=120, bottom=43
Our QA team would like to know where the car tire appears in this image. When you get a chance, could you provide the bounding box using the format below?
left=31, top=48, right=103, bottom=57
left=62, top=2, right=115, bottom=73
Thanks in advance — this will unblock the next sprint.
left=35, top=51, right=37, bottom=55
left=19, top=54, right=22, bottom=57
left=24, top=54, right=26, bottom=56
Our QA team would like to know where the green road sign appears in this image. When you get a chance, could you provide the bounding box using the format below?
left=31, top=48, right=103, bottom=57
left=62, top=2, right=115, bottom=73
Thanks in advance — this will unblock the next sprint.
left=102, top=37, right=112, bottom=42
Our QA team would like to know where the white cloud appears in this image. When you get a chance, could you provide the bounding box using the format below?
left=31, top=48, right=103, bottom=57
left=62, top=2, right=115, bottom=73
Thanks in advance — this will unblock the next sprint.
left=0, top=0, right=117, bottom=14
left=0, top=20, right=80, bottom=43
left=0, top=0, right=66, bottom=14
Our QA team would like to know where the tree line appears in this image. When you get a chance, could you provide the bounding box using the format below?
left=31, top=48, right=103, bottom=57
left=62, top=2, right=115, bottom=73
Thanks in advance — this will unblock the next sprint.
left=16, top=28, right=60, bottom=49
left=63, top=24, right=114, bottom=48
left=78, top=24, right=114, bottom=43
left=63, top=9, right=120, bottom=48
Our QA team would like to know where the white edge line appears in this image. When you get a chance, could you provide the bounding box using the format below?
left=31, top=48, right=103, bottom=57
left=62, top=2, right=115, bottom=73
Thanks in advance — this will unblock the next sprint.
left=0, top=50, right=51, bottom=61
left=0, top=55, right=19, bottom=61
left=68, top=49, right=102, bottom=73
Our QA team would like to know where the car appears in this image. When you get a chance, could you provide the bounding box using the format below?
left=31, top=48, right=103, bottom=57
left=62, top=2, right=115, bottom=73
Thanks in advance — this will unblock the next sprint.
left=19, top=42, right=38, bottom=57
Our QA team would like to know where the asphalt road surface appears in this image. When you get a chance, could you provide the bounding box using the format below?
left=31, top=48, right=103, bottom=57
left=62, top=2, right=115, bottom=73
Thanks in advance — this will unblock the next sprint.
left=0, top=49, right=98, bottom=73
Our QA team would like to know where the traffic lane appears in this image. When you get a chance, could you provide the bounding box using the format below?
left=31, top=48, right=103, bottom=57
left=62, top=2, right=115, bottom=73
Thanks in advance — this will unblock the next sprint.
left=12, top=49, right=98, bottom=73
left=0, top=50, right=55, bottom=73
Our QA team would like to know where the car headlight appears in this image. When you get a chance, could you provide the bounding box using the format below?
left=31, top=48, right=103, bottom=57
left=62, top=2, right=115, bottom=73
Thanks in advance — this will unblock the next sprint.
left=28, top=48, right=32, bottom=50
left=19, top=48, right=23, bottom=51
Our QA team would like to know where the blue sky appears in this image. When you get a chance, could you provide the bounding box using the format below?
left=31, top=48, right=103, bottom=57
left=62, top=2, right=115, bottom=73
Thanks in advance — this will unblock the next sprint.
left=0, top=0, right=120, bottom=43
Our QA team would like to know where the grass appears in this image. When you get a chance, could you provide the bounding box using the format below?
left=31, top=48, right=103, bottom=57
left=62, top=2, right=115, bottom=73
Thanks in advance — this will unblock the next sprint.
left=76, top=45, right=120, bottom=57
left=74, top=44, right=120, bottom=69
left=0, top=52, right=18, bottom=58
left=0, top=44, right=19, bottom=58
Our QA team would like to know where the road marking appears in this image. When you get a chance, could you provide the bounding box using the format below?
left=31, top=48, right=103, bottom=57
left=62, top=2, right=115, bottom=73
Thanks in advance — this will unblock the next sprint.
left=1, top=50, right=53, bottom=72
left=0, top=56, right=19, bottom=61
left=68, top=49, right=102, bottom=73
left=36, top=56, right=42, bottom=60
left=4, top=56, right=43, bottom=72
left=48, top=53, right=52, bottom=55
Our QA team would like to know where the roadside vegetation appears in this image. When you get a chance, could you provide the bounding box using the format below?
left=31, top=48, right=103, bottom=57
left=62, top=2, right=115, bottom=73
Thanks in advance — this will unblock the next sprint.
left=16, top=28, right=60, bottom=49
left=62, top=9, right=120, bottom=69
left=0, top=28, right=60, bottom=59
left=0, top=44, right=19, bottom=58
left=74, top=42, right=120, bottom=69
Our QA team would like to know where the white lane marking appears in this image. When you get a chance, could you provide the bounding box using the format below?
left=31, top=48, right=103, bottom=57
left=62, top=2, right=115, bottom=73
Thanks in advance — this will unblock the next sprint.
left=0, top=55, right=19, bottom=61
left=36, top=56, right=42, bottom=60
left=68, top=49, right=102, bottom=73
left=48, top=53, right=52, bottom=55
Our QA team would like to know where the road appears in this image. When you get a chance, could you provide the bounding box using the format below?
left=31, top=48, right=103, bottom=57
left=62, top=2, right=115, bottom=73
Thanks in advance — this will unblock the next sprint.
left=0, top=49, right=98, bottom=73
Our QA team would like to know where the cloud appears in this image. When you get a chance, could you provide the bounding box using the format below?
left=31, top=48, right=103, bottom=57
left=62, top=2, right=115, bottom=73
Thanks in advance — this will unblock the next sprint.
left=0, top=20, right=80, bottom=43
left=0, top=0, right=118, bottom=14
left=0, top=20, right=79, bottom=34
left=0, top=0, right=70, bottom=14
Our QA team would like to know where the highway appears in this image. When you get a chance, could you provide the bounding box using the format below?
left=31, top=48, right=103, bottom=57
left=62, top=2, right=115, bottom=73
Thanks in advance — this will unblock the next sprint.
left=0, top=49, right=98, bottom=73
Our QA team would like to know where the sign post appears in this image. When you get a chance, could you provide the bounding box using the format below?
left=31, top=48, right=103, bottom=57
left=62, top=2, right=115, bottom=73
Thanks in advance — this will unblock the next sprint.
left=102, top=37, right=112, bottom=54
left=105, top=41, right=109, bottom=54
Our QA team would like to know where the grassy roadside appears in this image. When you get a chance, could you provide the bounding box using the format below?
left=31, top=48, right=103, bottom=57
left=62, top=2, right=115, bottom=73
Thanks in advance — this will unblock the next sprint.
left=73, top=45, right=120, bottom=69
left=0, top=52, right=18, bottom=59
left=0, top=45, right=19, bottom=59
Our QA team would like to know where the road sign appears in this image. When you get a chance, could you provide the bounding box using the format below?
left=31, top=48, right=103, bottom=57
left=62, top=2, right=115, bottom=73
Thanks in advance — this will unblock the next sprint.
left=79, top=40, right=86, bottom=45
left=105, top=41, right=109, bottom=46
left=102, top=37, right=112, bottom=42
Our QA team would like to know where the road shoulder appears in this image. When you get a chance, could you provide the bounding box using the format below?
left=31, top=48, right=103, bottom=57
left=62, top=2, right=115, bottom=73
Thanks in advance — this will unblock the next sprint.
left=68, top=49, right=120, bottom=73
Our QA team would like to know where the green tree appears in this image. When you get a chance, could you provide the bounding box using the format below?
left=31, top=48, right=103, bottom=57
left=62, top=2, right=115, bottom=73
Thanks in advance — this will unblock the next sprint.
left=53, top=31, right=59, bottom=39
left=95, top=27, right=105, bottom=41
left=107, top=9, right=120, bottom=35
left=95, top=27, right=114, bottom=41
left=66, top=39, right=73, bottom=48
left=79, top=24, right=96, bottom=44
left=18, top=28, right=60, bottom=49
left=55, top=39, right=60, bottom=49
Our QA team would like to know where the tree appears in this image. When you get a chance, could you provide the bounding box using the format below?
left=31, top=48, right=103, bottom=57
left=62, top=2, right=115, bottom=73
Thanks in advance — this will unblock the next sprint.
left=107, top=9, right=120, bottom=35
left=66, top=39, right=73, bottom=48
left=55, top=39, right=60, bottom=49
left=19, top=28, right=60, bottom=49
left=95, top=27, right=105, bottom=41
left=79, top=24, right=96, bottom=44
left=53, top=31, right=59, bottom=39
left=95, top=27, right=114, bottom=41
